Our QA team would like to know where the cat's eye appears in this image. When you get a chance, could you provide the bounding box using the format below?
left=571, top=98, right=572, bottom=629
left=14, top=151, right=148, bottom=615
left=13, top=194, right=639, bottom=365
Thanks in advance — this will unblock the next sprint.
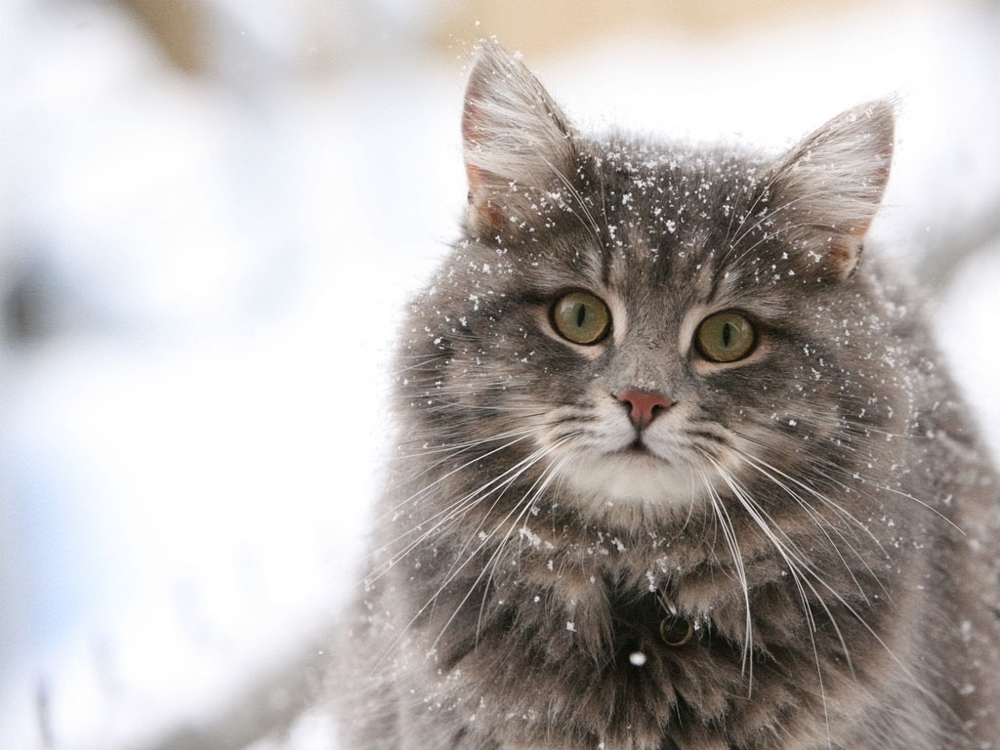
left=551, top=291, right=611, bottom=345
left=695, top=311, right=756, bottom=363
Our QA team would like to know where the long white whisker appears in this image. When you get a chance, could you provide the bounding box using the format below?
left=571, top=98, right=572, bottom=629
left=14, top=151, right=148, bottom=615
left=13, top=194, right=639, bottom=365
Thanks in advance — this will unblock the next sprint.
left=538, top=153, right=603, bottom=244
left=374, top=437, right=572, bottom=666
left=732, top=450, right=884, bottom=604
left=702, top=449, right=945, bottom=741
left=699, top=472, right=753, bottom=686
left=473, top=449, right=574, bottom=643
left=733, top=426, right=963, bottom=535
left=423, top=442, right=570, bottom=647
left=368, top=434, right=551, bottom=583
left=702, top=452, right=833, bottom=741
left=377, top=430, right=539, bottom=525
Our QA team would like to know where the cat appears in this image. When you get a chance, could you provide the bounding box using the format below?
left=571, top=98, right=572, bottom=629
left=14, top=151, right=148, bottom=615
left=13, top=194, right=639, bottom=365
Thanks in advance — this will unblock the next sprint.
left=334, top=41, right=1000, bottom=749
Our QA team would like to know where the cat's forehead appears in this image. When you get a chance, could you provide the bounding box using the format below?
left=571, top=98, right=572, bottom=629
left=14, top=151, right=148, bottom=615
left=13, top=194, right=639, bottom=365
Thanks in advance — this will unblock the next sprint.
left=592, top=141, right=762, bottom=243
left=582, top=140, right=768, bottom=296
left=590, top=137, right=764, bottom=211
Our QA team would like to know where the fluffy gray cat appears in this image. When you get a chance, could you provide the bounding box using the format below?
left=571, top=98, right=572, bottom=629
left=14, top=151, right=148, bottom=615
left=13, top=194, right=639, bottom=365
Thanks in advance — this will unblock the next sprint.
left=335, top=42, right=1000, bottom=749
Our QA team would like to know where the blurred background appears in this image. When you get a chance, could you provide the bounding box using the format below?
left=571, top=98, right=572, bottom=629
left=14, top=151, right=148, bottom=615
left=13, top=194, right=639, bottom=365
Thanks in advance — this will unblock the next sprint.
left=1, top=0, right=998, bottom=748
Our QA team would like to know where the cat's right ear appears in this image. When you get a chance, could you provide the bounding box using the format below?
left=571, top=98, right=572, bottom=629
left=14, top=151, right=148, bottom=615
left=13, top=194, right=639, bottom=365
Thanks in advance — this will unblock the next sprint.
left=461, top=41, right=576, bottom=236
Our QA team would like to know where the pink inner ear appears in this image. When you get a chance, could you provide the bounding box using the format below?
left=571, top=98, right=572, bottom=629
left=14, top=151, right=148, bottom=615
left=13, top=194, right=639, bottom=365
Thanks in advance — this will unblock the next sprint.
left=827, top=236, right=864, bottom=281
left=462, top=97, right=499, bottom=230
left=464, top=164, right=505, bottom=231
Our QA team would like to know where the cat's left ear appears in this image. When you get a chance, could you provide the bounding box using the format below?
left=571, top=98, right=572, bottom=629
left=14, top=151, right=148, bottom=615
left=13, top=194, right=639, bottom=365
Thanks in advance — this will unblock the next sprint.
left=461, top=41, right=576, bottom=236
left=769, top=101, right=894, bottom=281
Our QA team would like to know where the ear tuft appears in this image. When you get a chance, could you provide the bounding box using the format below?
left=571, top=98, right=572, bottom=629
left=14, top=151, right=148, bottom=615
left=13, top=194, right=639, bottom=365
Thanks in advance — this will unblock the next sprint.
left=770, top=100, right=895, bottom=281
left=461, top=41, right=576, bottom=236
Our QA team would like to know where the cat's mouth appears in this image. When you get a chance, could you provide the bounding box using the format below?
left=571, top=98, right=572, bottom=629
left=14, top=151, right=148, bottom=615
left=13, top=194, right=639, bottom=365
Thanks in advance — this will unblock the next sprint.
left=624, top=438, right=648, bottom=453
left=619, top=437, right=661, bottom=459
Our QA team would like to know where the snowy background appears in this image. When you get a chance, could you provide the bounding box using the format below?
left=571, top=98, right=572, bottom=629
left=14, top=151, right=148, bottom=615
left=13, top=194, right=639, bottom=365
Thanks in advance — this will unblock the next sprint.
left=1, top=0, right=999, bottom=748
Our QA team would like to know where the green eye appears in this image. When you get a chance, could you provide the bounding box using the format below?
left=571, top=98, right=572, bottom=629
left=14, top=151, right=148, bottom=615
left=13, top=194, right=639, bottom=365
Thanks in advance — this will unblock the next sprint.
left=695, top=311, right=756, bottom=363
left=551, top=291, right=611, bottom=345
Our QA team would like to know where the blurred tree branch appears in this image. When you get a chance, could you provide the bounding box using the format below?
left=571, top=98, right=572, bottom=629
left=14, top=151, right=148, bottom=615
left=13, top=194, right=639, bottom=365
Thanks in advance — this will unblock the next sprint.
left=120, top=0, right=209, bottom=75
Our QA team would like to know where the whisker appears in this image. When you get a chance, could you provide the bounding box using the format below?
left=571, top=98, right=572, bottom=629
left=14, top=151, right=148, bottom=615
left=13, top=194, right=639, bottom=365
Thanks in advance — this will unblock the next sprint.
left=701, top=451, right=942, bottom=732
left=368, top=434, right=551, bottom=582
left=473, top=448, right=573, bottom=643
left=699, top=472, right=754, bottom=684
left=732, top=450, right=886, bottom=603
left=538, top=153, right=604, bottom=244
left=702, top=452, right=836, bottom=737
left=732, top=424, right=963, bottom=535
left=375, top=438, right=571, bottom=665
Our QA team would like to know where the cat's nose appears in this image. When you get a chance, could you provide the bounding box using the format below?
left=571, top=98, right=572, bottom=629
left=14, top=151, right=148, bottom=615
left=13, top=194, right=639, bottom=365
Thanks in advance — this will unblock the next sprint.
left=614, top=387, right=674, bottom=430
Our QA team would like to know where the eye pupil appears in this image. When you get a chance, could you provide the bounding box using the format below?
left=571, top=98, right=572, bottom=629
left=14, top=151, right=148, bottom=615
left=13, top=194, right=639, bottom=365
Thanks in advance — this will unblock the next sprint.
left=551, top=291, right=611, bottom=345
left=722, top=323, right=733, bottom=347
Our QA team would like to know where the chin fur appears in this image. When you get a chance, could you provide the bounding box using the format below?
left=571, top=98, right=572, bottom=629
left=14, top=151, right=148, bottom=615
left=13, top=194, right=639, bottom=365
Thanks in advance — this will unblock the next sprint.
left=554, top=450, right=707, bottom=525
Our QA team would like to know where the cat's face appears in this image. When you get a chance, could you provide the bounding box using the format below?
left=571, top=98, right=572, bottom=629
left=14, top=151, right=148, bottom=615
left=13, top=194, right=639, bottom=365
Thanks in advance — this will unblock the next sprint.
left=398, top=43, right=896, bottom=530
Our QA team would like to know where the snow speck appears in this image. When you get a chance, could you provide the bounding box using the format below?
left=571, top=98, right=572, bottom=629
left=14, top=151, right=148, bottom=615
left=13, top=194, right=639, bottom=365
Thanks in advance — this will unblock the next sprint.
left=960, top=620, right=973, bottom=643
left=519, top=526, right=542, bottom=547
left=629, top=651, right=647, bottom=666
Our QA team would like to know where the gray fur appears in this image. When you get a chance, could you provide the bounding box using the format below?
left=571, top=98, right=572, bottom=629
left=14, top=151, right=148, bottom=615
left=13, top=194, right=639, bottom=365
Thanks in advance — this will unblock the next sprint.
left=335, top=42, right=1000, bottom=749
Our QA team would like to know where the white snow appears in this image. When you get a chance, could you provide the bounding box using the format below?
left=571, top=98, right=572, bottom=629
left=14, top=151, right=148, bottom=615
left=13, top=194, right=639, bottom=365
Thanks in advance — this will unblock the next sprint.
left=0, top=1, right=998, bottom=749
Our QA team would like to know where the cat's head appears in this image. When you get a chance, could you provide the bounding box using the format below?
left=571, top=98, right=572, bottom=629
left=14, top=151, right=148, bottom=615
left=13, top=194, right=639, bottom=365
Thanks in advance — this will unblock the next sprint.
left=399, top=42, right=897, bottom=529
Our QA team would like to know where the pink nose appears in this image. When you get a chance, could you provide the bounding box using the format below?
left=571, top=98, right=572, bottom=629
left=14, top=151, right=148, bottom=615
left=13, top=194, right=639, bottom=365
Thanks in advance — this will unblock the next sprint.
left=614, top=388, right=674, bottom=430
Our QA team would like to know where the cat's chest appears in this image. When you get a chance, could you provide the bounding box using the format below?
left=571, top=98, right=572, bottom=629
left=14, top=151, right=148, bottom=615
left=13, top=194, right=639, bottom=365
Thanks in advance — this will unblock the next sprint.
left=423, top=567, right=755, bottom=747
left=519, top=561, right=702, bottom=640
left=395, top=519, right=893, bottom=748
